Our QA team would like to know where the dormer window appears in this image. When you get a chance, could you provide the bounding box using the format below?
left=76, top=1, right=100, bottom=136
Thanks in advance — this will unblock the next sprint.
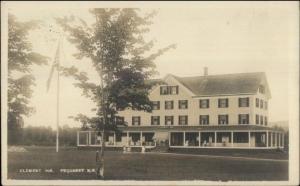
left=160, top=86, right=179, bottom=95
left=259, top=85, right=265, bottom=94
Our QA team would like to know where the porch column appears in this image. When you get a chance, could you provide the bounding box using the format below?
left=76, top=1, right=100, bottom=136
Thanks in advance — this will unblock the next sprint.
left=266, top=131, right=269, bottom=148
left=77, top=131, right=79, bottom=146
left=140, top=132, right=143, bottom=146
left=86, top=132, right=89, bottom=145
left=278, top=133, right=281, bottom=147
left=214, top=131, right=217, bottom=147
left=275, top=132, right=278, bottom=147
left=282, top=133, right=285, bottom=148
left=183, top=131, right=186, bottom=146
left=89, top=131, right=91, bottom=145
left=127, top=132, right=129, bottom=146
left=248, top=131, right=251, bottom=147
left=270, top=132, right=273, bottom=147
left=168, top=132, right=171, bottom=146
left=114, top=132, right=116, bottom=146
left=231, top=131, right=233, bottom=147
left=199, top=132, right=201, bottom=147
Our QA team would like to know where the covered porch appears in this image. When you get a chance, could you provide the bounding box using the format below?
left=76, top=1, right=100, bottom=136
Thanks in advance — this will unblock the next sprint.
left=77, top=131, right=156, bottom=148
left=169, top=130, right=284, bottom=149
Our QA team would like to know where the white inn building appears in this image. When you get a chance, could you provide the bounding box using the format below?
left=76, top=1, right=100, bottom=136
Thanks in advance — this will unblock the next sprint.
left=77, top=71, right=285, bottom=149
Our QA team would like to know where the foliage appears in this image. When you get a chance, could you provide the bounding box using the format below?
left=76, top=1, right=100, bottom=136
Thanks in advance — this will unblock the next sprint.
left=8, top=13, right=48, bottom=135
left=10, top=125, right=79, bottom=146
left=56, top=8, right=175, bottom=130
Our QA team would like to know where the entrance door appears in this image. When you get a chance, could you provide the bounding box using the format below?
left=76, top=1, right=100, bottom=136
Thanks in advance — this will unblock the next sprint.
left=155, top=131, right=169, bottom=146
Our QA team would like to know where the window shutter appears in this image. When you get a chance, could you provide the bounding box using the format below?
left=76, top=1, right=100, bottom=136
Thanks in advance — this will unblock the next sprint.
left=160, top=87, right=162, bottom=95
left=167, top=86, right=171, bottom=94
left=247, top=114, right=249, bottom=124
left=226, top=99, right=229, bottom=107
left=238, top=98, right=241, bottom=107
left=151, top=116, right=153, bottom=125
left=247, top=98, right=249, bottom=107
left=218, top=99, right=220, bottom=107
left=207, top=115, right=210, bottom=124
left=158, top=101, right=160, bottom=109
left=176, top=86, right=179, bottom=94
left=238, top=115, right=241, bottom=124
left=226, top=115, right=229, bottom=124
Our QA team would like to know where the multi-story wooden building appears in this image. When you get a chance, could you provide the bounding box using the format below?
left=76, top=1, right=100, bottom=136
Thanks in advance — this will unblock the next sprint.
left=77, top=71, right=284, bottom=149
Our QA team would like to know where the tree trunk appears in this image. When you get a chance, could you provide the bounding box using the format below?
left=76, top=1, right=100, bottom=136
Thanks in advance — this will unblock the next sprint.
left=96, top=130, right=105, bottom=179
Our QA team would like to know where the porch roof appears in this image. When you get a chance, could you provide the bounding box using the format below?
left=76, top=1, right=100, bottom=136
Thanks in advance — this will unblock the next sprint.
left=117, top=125, right=283, bottom=132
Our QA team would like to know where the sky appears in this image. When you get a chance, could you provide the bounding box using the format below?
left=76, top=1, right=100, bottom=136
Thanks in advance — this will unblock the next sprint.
left=3, top=1, right=299, bottom=129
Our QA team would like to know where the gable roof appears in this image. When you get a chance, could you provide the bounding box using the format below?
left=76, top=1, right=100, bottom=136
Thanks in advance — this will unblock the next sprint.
left=151, top=72, right=270, bottom=98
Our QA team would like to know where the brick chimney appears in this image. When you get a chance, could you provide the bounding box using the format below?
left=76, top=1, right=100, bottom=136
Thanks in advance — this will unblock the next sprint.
left=204, top=67, right=208, bottom=76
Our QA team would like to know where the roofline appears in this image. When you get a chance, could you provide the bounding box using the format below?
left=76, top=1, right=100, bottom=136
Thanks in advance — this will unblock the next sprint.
left=163, top=74, right=196, bottom=97
left=192, top=93, right=256, bottom=98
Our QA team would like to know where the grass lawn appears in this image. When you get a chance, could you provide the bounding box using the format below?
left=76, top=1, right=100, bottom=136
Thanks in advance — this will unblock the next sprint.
left=7, top=146, right=288, bottom=181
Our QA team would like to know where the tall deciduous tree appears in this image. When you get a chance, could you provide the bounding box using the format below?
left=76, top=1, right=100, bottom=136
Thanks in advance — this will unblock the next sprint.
left=8, top=14, right=48, bottom=144
left=56, top=8, right=175, bottom=178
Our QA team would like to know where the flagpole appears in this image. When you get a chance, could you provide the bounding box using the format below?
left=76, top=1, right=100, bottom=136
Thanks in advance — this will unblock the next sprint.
left=56, top=37, right=61, bottom=153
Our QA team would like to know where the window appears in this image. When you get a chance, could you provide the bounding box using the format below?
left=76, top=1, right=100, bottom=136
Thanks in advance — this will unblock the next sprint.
left=151, top=116, right=160, bottom=125
left=160, top=86, right=168, bottom=95
left=256, top=114, right=259, bottom=125
left=238, top=114, right=249, bottom=124
left=178, top=115, right=188, bottom=125
left=178, top=100, right=188, bottom=109
left=152, top=101, right=160, bottom=110
left=218, top=115, right=229, bottom=125
left=265, top=101, right=268, bottom=110
left=165, top=101, right=174, bottom=109
left=218, top=98, right=229, bottom=108
left=199, top=99, right=209, bottom=108
left=260, top=115, right=264, bottom=125
left=259, top=85, right=265, bottom=94
left=264, top=116, right=268, bottom=126
left=256, top=98, right=259, bottom=107
left=199, top=115, right=209, bottom=125
left=260, top=100, right=264, bottom=109
left=239, top=97, right=249, bottom=107
left=132, top=116, right=141, bottom=126
left=160, top=86, right=179, bottom=95
left=116, top=116, right=125, bottom=125
left=165, top=116, right=174, bottom=125
left=170, top=86, right=178, bottom=95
